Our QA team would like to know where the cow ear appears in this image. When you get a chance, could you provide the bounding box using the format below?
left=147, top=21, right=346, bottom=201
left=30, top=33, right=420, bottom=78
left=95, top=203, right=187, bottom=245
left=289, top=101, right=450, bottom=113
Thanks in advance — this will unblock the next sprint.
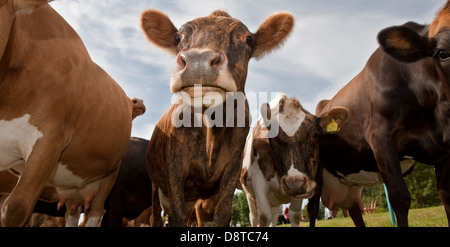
left=260, top=102, right=271, bottom=128
left=378, top=26, right=434, bottom=63
left=141, top=9, right=179, bottom=55
left=252, top=12, right=294, bottom=59
left=317, top=107, right=349, bottom=135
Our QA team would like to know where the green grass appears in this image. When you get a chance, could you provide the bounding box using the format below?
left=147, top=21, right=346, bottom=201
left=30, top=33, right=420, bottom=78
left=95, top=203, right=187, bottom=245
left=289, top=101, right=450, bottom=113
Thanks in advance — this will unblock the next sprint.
left=278, top=206, right=447, bottom=227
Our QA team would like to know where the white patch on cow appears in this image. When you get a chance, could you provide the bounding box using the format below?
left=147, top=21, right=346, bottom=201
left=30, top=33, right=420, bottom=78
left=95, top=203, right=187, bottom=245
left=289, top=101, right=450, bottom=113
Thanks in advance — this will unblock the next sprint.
left=48, top=162, right=87, bottom=188
left=287, top=164, right=306, bottom=180
left=0, top=114, right=43, bottom=171
left=83, top=216, right=101, bottom=227
left=262, top=92, right=306, bottom=137
left=268, top=93, right=287, bottom=109
left=279, top=110, right=306, bottom=137
left=65, top=206, right=82, bottom=227
left=242, top=132, right=254, bottom=171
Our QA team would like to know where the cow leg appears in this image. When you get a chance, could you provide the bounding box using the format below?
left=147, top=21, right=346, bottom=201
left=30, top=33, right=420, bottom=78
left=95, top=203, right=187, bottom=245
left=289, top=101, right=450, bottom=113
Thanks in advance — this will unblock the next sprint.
left=213, top=184, right=235, bottom=227
left=289, top=199, right=302, bottom=227
left=1, top=137, right=62, bottom=226
left=348, top=202, right=365, bottom=227
left=100, top=195, right=124, bottom=227
left=435, top=159, right=450, bottom=226
left=245, top=194, right=258, bottom=227
left=195, top=203, right=204, bottom=227
left=248, top=171, right=272, bottom=227
left=65, top=201, right=82, bottom=227
left=371, top=138, right=410, bottom=227
left=150, top=183, right=163, bottom=227
left=214, top=164, right=241, bottom=227
left=83, top=166, right=120, bottom=227
left=167, top=166, right=187, bottom=227
left=307, top=165, right=323, bottom=227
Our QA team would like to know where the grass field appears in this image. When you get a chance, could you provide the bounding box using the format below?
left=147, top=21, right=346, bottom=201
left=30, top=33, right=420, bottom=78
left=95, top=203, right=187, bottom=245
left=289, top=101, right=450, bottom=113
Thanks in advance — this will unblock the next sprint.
left=278, top=206, right=447, bottom=227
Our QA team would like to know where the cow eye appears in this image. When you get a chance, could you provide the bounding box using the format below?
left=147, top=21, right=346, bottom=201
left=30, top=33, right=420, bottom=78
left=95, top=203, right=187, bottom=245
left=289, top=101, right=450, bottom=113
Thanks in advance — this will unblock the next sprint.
left=437, top=50, right=450, bottom=61
left=245, top=36, right=254, bottom=46
left=174, top=34, right=182, bottom=45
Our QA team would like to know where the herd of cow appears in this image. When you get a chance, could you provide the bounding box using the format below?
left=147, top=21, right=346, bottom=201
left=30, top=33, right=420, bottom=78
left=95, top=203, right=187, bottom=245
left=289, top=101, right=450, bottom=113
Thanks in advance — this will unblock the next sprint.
left=0, top=0, right=449, bottom=228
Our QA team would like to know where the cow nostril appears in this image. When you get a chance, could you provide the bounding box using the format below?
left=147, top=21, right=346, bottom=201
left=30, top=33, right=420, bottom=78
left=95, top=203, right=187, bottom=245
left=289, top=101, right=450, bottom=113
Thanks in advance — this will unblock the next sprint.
left=210, top=53, right=224, bottom=69
left=177, top=54, right=187, bottom=68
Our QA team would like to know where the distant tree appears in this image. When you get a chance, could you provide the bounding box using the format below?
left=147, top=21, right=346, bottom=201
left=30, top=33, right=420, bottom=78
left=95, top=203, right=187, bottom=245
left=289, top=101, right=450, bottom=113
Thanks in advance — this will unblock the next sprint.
left=404, top=163, right=441, bottom=208
left=231, top=191, right=250, bottom=227
left=362, top=162, right=441, bottom=210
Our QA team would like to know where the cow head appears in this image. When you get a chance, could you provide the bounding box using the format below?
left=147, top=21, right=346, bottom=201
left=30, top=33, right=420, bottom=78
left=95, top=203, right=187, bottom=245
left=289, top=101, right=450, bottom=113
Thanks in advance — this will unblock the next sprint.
left=130, top=97, right=146, bottom=120
left=260, top=94, right=349, bottom=198
left=141, top=9, right=294, bottom=107
left=0, top=0, right=50, bottom=59
left=377, top=1, right=450, bottom=99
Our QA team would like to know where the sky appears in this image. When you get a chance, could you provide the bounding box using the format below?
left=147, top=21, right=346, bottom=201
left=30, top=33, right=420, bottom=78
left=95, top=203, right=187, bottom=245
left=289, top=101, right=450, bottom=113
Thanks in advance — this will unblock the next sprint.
left=49, top=0, right=444, bottom=140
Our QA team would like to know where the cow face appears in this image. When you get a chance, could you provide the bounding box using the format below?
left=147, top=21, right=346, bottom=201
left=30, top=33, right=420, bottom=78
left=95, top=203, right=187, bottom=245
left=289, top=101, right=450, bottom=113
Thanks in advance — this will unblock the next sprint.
left=261, top=95, right=348, bottom=199
left=377, top=3, right=450, bottom=99
left=141, top=9, right=294, bottom=107
left=0, top=0, right=50, bottom=58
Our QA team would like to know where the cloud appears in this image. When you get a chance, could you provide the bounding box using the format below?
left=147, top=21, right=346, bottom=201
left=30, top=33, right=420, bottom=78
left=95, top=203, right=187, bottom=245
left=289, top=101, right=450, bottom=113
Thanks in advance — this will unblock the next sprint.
left=50, top=0, right=444, bottom=138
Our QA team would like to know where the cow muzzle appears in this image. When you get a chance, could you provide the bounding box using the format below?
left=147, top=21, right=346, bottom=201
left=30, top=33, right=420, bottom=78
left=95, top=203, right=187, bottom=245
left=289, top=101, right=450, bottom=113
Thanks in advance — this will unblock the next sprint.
left=280, top=174, right=316, bottom=199
left=170, top=48, right=237, bottom=108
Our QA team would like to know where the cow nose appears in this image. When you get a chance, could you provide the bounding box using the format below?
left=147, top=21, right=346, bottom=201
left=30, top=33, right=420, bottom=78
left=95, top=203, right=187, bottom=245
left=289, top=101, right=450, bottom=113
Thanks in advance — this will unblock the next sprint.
left=176, top=50, right=225, bottom=71
left=281, top=176, right=308, bottom=196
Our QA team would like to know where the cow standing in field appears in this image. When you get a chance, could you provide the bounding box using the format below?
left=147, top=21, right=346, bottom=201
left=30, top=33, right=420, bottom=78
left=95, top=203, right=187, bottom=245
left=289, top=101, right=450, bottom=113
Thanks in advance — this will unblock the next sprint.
left=309, top=2, right=450, bottom=227
left=0, top=0, right=134, bottom=226
left=142, top=9, right=294, bottom=226
left=240, top=93, right=348, bottom=226
left=101, top=137, right=151, bottom=227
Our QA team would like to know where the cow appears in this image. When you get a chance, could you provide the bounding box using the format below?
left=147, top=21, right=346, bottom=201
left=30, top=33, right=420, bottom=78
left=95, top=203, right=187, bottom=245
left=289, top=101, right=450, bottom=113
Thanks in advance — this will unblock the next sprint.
left=0, top=1, right=134, bottom=226
left=141, top=9, right=294, bottom=226
left=240, top=93, right=348, bottom=227
left=101, top=137, right=152, bottom=227
left=310, top=1, right=450, bottom=227
left=130, top=98, right=146, bottom=120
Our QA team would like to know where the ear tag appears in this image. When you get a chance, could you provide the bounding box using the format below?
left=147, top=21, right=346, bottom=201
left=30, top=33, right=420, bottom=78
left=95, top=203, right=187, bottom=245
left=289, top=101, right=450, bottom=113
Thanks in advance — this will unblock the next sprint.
left=326, top=119, right=340, bottom=133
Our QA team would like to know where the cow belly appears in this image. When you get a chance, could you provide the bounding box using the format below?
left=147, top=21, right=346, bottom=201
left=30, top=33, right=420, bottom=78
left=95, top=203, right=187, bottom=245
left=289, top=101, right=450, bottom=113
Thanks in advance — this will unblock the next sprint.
left=0, top=114, right=43, bottom=171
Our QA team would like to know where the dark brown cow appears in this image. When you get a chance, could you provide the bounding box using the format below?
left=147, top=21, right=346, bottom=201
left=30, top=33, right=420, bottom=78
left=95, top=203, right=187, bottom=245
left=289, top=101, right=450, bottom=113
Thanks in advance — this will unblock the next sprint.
left=142, top=9, right=294, bottom=226
left=240, top=93, right=348, bottom=227
left=0, top=1, right=133, bottom=226
left=310, top=2, right=450, bottom=227
left=101, top=137, right=151, bottom=227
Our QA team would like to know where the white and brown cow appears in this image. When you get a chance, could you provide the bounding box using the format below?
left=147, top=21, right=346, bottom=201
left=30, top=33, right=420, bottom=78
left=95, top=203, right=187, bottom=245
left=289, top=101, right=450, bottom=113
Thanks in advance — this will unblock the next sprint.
left=142, top=10, right=294, bottom=226
left=0, top=1, right=134, bottom=226
left=240, top=93, right=348, bottom=227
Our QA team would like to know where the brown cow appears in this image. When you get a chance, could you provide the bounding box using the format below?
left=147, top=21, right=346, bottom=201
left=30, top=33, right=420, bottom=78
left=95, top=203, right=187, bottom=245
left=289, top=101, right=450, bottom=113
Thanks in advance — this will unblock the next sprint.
left=240, top=93, right=348, bottom=227
left=309, top=2, right=450, bottom=227
left=0, top=1, right=133, bottom=226
left=142, top=9, right=294, bottom=226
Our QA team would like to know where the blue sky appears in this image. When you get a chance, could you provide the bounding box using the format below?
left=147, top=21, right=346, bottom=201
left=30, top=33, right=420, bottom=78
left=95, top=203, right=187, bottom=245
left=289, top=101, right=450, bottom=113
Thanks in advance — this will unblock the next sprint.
left=50, top=0, right=443, bottom=139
